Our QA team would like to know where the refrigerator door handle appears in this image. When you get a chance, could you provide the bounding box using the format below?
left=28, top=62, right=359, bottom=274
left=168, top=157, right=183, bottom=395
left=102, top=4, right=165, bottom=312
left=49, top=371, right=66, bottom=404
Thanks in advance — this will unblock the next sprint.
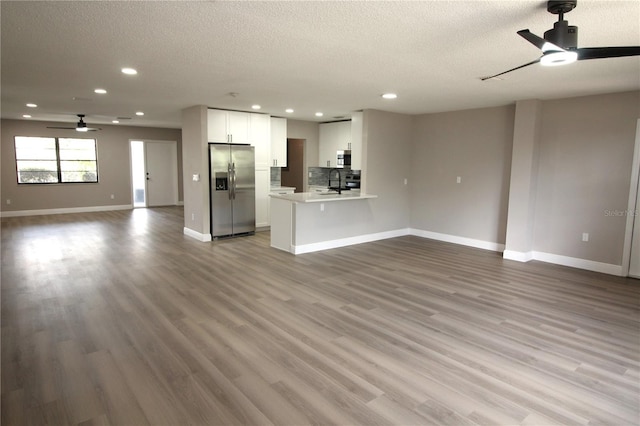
left=228, top=163, right=233, bottom=200
left=231, top=163, right=237, bottom=200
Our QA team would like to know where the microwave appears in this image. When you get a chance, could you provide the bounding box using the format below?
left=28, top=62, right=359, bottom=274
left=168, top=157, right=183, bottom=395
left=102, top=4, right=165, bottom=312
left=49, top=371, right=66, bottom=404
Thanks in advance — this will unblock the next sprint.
left=337, top=150, right=351, bottom=168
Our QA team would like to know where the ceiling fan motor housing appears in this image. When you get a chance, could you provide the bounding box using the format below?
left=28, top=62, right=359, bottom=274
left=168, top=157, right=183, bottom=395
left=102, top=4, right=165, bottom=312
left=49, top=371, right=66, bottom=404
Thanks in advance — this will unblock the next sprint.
left=544, top=20, right=578, bottom=49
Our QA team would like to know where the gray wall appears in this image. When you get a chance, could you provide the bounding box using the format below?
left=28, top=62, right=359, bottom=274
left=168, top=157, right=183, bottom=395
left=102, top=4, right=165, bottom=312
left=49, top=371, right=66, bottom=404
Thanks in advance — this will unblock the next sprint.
left=1, top=119, right=182, bottom=212
left=362, top=109, right=413, bottom=232
left=533, top=91, right=640, bottom=265
left=181, top=106, right=208, bottom=234
left=410, top=105, right=515, bottom=245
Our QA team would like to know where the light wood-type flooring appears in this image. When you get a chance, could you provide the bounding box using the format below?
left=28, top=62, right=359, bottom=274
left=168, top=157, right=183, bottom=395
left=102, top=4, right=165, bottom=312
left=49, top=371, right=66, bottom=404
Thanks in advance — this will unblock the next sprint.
left=2, top=206, right=639, bottom=425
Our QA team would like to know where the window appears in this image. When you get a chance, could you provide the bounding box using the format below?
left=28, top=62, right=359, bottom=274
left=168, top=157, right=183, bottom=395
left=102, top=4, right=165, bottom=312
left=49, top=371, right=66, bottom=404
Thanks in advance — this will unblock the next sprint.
left=15, top=136, right=98, bottom=184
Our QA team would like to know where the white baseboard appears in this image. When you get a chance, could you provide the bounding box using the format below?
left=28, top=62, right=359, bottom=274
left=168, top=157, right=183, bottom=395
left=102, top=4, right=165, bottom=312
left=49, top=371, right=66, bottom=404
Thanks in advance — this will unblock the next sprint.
left=0, top=204, right=133, bottom=218
left=183, top=227, right=212, bottom=242
left=503, top=249, right=622, bottom=275
left=503, top=250, right=534, bottom=262
left=530, top=251, right=622, bottom=276
left=177, top=201, right=184, bottom=206
left=293, top=228, right=410, bottom=255
left=410, top=228, right=505, bottom=252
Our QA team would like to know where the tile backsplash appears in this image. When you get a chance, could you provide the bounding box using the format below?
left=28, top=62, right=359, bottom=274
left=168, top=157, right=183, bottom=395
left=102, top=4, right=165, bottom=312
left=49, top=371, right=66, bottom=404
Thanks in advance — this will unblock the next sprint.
left=270, top=167, right=281, bottom=187
left=308, top=167, right=353, bottom=187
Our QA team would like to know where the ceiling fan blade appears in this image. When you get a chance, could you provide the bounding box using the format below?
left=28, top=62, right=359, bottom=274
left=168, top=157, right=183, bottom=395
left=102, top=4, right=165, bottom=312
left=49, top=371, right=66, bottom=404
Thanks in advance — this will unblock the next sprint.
left=481, top=58, right=541, bottom=81
left=46, top=126, right=75, bottom=129
left=576, top=46, right=640, bottom=60
left=517, top=29, right=564, bottom=53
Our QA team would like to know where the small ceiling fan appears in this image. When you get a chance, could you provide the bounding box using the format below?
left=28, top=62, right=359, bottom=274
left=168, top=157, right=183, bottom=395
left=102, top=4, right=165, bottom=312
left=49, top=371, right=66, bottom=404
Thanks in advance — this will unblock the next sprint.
left=47, top=114, right=102, bottom=132
left=481, top=0, right=640, bottom=80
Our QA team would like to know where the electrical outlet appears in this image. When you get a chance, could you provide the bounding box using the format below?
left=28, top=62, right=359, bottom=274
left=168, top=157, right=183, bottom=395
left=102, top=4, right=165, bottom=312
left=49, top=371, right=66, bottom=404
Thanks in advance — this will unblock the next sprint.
left=308, top=171, right=312, bottom=178
left=404, top=178, right=408, bottom=185
left=110, top=194, right=115, bottom=199
left=191, top=213, right=195, bottom=221
left=320, top=203, right=324, bottom=212
left=582, top=232, right=589, bottom=242
left=456, top=176, right=462, bottom=184
left=6, top=199, right=10, bottom=205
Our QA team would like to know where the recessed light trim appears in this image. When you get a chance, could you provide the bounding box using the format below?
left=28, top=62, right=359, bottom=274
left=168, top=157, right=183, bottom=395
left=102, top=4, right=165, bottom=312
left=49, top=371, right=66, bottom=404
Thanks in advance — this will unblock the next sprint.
left=135, top=111, right=144, bottom=116
left=22, top=114, right=32, bottom=118
left=382, top=93, right=398, bottom=99
left=121, top=67, right=138, bottom=75
left=251, top=104, right=261, bottom=110
left=315, top=112, right=324, bottom=117
left=94, top=88, right=107, bottom=94
left=26, top=103, right=37, bottom=108
left=285, top=108, right=294, bottom=113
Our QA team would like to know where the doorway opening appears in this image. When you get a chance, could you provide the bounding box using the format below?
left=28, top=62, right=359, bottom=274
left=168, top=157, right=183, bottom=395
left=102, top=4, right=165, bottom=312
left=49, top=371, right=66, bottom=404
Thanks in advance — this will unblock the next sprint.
left=129, top=140, right=178, bottom=208
left=281, top=138, right=305, bottom=192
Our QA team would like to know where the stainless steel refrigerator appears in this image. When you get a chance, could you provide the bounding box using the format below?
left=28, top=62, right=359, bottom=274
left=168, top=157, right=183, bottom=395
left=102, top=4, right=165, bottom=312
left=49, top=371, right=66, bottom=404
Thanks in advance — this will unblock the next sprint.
left=209, top=144, right=255, bottom=238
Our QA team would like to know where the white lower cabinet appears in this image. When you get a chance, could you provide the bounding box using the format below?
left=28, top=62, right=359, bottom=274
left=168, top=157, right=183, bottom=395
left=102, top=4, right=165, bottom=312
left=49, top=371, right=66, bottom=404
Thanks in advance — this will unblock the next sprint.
left=255, top=169, right=270, bottom=228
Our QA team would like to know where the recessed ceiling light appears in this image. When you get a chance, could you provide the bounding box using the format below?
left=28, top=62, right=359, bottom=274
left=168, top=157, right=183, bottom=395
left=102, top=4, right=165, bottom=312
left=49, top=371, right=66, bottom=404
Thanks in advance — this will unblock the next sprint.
left=26, top=103, right=37, bottom=108
left=94, top=88, right=107, bottom=94
left=315, top=112, right=324, bottom=117
left=112, top=120, right=120, bottom=124
left=382, top=93, right=398, bottom=99
left=121, top=67, right=138, bottom=75
left=22, top=114, right=32, bottom=118
left=251, top=104, right=261, bottom=110
left=135, top=111, right=144, bottom=116
left=285, top=108, right=294, bottom=113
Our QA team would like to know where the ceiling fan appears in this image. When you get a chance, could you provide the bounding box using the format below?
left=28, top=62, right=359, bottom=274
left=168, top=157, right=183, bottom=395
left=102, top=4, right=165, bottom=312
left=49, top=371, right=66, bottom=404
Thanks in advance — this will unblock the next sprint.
left=481, top=0, right=640, bottom=81
left=47, top=114, right=102, bottom=132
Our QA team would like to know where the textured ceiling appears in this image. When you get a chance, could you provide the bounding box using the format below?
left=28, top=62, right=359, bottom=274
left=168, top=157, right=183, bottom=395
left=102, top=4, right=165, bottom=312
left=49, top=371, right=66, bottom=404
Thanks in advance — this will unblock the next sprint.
left=1, top=0, right=639, bottom=129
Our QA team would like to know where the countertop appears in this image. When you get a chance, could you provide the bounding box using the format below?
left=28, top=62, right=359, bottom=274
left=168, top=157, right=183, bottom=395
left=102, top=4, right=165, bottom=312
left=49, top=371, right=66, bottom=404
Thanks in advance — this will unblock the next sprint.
left=270, top=191, right=377, bottom=203
left=270, top=186, right=296, bottom=192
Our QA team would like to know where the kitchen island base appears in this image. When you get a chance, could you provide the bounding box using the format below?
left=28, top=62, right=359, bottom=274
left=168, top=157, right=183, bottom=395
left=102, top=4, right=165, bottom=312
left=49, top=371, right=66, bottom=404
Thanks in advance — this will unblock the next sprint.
left=270, top=192, right=387, bottom=254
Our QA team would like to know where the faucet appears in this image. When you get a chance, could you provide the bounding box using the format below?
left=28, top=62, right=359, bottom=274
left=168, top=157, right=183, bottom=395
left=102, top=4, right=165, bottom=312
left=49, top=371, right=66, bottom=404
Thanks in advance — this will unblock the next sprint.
left=328, top=168, right=342, bottom=194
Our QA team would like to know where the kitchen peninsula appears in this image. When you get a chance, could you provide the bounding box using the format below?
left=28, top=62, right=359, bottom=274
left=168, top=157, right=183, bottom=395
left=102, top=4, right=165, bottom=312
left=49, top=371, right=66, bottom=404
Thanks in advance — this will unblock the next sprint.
left=270, top=191, right=377, bottom=254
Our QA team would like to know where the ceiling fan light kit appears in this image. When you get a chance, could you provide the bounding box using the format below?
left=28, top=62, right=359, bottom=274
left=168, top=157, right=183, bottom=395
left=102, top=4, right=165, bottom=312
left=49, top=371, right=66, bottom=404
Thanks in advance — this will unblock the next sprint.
left=46, top=114, right=101, bottom=132
left=482, top=0, right=640, bottom=80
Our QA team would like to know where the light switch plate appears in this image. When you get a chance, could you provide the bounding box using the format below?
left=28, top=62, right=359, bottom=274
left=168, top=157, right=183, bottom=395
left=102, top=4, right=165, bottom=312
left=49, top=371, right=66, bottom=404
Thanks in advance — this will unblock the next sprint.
left=192, top=173, right=200, bottom=182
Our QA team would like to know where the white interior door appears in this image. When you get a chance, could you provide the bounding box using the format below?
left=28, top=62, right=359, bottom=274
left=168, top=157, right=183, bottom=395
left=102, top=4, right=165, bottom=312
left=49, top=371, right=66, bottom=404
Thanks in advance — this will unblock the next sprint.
left=626, top=119, right=640, bottom=278
left=629, top=184, right=640, bottom=277
left=145, top=141, right=178, bottom=207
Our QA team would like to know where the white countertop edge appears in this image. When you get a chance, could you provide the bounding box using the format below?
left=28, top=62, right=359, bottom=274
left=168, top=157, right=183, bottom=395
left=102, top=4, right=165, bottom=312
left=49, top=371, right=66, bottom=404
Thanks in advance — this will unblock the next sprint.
left=270, top=192, right=377, bottom=203
left=270, top=186, right=296, bottom=191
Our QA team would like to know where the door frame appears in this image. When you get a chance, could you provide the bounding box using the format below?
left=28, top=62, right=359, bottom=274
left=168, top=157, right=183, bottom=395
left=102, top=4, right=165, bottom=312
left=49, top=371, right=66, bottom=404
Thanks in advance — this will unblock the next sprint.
left=621, top=119, right=640, bottom=277
left=129, top=139, right=179, bottom=208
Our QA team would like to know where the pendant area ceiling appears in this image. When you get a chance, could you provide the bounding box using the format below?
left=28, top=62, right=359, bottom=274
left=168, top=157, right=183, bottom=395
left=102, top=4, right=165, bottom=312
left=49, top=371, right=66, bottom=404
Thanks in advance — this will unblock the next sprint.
left=1, top=1, right=639, bottom=129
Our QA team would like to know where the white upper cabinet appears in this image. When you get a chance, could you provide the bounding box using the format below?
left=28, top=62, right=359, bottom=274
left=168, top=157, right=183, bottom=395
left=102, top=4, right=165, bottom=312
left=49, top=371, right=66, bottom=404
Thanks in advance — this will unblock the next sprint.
left=319, top=120, right=351, bottom=168
left=207, top=109, right=250, bottom=144
left=270, top=117, right=287, bottom=167
left=250, top=114, right=271, bottom=167
left=350, top=111, right=363, bottom=170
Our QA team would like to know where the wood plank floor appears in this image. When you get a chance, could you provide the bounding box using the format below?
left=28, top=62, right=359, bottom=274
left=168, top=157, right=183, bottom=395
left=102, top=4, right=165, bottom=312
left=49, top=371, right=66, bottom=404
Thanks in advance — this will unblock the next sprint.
left=2, top=206, right=639, bottom=425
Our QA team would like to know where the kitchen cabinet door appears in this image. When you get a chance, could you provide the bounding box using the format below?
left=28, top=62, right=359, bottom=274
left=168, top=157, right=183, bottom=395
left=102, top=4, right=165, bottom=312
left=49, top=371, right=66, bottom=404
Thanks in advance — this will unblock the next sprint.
left=250, top=114, right=271, bottom=168
left=270, top=117, right=287, bottom=167
left=319, top=121, right=350, bottom=167
left=350, top=111, right=363, bottom=170
left=255, top=169, right=270, bottom=228
left=207, top=109, right=250, bottom=144
left=228, top=111, right=250, bottom=144
left=207, top=109, right=229, bottom=143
